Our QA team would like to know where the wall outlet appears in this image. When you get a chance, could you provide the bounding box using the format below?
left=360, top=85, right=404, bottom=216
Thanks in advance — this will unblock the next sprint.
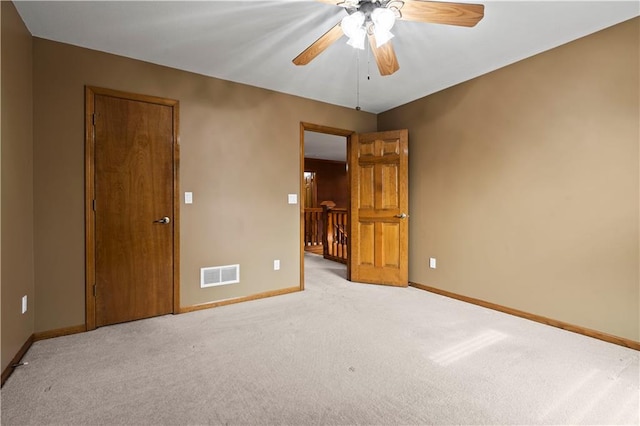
left=429, top=258, right=437, bottom=269
left=21, top=295, right=28, bottom=314
left=184, top=192, right=193, bottom=204
left=273, top=260, right=280, bottom=271
left=288, top=194, right=297, bottom=205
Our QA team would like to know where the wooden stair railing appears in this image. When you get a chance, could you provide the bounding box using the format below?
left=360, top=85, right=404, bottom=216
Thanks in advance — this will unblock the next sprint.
left=304, top=208, right=324, bottom=252
left=323, top=206, right=348, bottom=264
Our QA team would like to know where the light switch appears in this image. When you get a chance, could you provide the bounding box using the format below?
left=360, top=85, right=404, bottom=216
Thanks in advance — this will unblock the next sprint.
left=185, top=192, right=193, bottom=204
left=429, top=258, right=437, bottom=269
left=288, top=194, right=297, bottom=205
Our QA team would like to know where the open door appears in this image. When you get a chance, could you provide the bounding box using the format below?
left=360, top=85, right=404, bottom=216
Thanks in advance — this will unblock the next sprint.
left=349, top=130, right=409, bottom=287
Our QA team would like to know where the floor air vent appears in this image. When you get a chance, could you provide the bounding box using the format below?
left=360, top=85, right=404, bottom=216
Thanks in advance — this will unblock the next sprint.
left=200, top=264, right=240, bottom=288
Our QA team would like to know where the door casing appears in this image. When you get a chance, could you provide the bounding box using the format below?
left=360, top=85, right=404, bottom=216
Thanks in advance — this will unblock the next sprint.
left=299, top=122, right=353, bottom=289
left=85, top=86, right=180, bottom=330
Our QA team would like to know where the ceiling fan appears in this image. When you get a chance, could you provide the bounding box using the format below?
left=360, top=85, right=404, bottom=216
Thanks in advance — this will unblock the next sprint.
left=292, top=0, right=485, bottom=76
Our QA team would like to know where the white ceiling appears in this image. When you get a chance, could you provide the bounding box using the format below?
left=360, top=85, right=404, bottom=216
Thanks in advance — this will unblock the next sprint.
left=13, top=1, right=639, bottom=161
left=14, top=0, right=639, bottom=116
left=304, top=131, right=347, bottom=162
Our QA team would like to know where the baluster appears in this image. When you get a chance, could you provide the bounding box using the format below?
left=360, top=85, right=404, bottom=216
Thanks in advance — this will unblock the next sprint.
left=304, top=210, right=309, bottom=246
left=322, top=205, right=330, bottom=257
left=338, top=211, right=343, bottom=259
left=318, top=211, right=322, bottom=246
left=329, top=209, right=335, bottom=258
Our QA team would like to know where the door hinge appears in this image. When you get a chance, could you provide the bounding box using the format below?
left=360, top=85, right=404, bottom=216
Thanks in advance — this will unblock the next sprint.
left=92, top=199, right=96, bottom=211
left=93, top=284, right=97, bottom=297
left=92, top=113, right=96, bottom=126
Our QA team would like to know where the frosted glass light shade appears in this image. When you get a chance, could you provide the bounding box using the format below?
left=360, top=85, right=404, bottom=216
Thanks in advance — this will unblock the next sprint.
left=371, top=7, right=396, bottom=31
left=341, top=11, right=366, bottom=50
left=371, top=7, right=395, bottom=47
left=346, top=27, right=366, bottom=49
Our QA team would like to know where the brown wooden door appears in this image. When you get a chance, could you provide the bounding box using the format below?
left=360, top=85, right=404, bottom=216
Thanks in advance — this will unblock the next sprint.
left=349, top=130, right=409, bottom=286
left=303, top=171, right=317, bottom=208
left=91, top=90, right=177, bottom=327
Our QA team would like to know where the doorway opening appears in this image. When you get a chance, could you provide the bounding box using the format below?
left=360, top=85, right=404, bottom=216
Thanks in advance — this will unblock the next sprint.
left=299, top=123, right=353, bottom=290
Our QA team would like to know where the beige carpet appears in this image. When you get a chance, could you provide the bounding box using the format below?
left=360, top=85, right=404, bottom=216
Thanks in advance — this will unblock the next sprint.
left=1, top=253, right=638, bottom=425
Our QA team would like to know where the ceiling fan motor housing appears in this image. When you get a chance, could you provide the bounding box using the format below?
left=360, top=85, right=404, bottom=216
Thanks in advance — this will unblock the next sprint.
left=344, top=0, right=394, bottom=15
left=344, top=0, right=405, bottom=29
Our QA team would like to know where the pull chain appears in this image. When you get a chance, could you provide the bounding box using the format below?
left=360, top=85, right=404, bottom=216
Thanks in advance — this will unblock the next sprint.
left=367, top=37, right=371, bottom=81
left=355, top=50, right=361, bottom=111
left=355, top=40, right=371, bottom=111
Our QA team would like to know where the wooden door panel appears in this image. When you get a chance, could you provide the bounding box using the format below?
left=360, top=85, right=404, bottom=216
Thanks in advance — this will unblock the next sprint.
left=382, top=139, right=399, bottom=156
left=94, top=93, right=175, bottom=327
left=359, top=222, right=375, bottom=266
left=382, top=222, right=400, bottom=267
left=350, top=130, right=408, bottom=287
left=381, top=164, right=399, bottom=209
left=360, top=166, right=375, bottom=209
left=359, top=139, right=376, bottom=157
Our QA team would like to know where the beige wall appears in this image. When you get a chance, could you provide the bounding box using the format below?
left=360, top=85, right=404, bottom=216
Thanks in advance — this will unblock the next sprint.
left=1, top=1, right=34, bottom=371
left=379, top=17, right=640, bottom=341
left=2, top=5, right=637, bottom=371
left=32, top=38, right=376, bottom=332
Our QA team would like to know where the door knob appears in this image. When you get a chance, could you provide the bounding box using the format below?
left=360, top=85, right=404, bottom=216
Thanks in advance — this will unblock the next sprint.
left=395, top=213, right=408, bottom=219
left=154, top=216, right=171, bottom=224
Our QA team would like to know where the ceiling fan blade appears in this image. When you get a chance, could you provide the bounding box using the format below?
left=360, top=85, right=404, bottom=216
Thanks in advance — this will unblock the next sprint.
left=368, top=34, right=400, bottom=76
left=398, top=0, right=484, bottom=27
left=293, top=23, right=344, bottom=66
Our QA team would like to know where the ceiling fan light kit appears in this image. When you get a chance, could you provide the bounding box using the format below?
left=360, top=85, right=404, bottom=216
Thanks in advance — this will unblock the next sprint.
left=293, top=0, right=485, bottom=76
left=341, top=4, right=397, bottom=49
